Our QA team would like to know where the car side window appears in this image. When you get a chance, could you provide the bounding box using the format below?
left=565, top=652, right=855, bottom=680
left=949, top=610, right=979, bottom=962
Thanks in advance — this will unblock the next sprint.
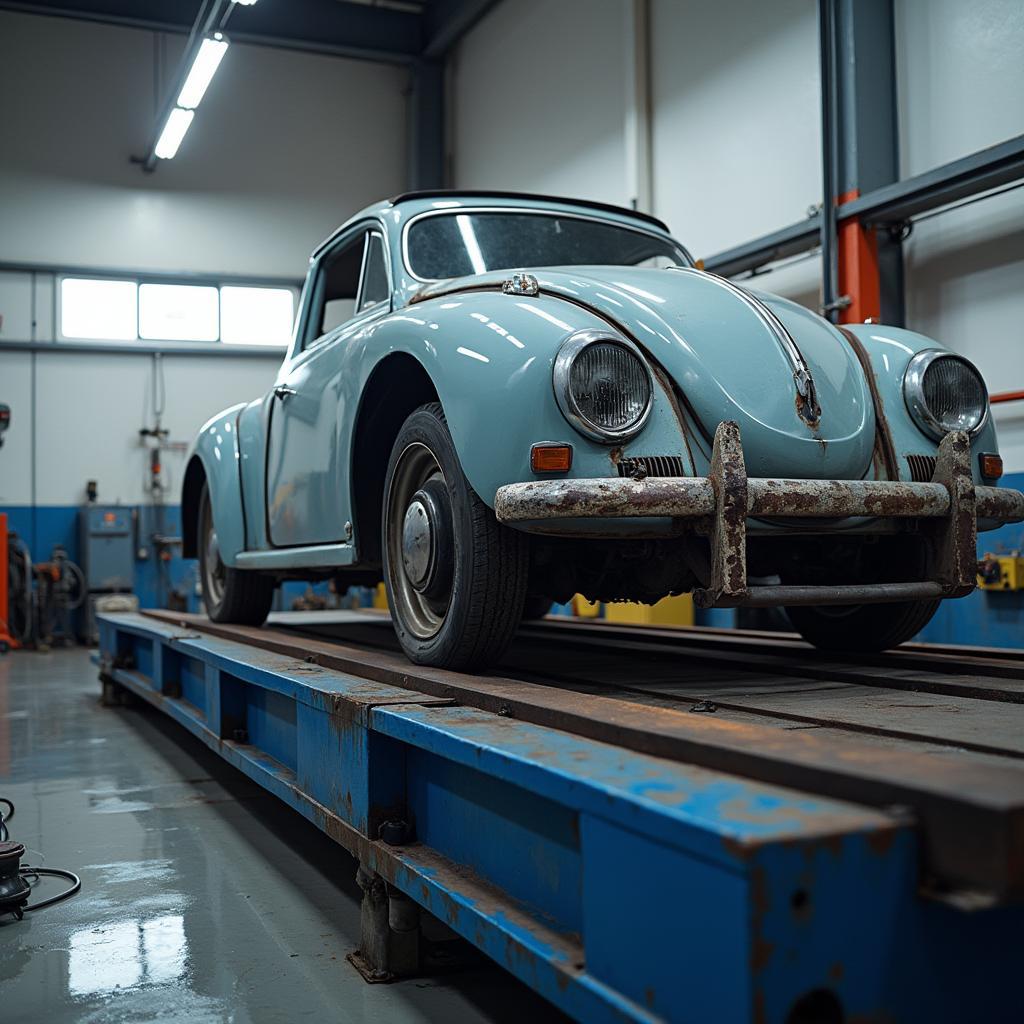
left=304, top=230, right=367, bottom=350
left=357, top=233, right=390, bottom=312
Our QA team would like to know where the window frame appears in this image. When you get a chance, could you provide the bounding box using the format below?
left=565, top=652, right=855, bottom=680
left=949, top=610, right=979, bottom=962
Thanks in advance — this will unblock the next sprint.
left=294, top=218, right=394, bottom=357
left=400, top=206, right=693, bottom=283
left=55, top=271, right=300, bottom=350
left=355, top=230, right=391, bottom=314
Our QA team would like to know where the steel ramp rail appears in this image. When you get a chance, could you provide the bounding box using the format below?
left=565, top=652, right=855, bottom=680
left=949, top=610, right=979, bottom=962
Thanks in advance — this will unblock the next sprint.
left=96, top=612, right=1023, bottom=1023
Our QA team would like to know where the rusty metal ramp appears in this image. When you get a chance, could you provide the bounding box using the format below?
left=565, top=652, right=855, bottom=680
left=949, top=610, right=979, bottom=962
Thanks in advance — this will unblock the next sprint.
left=96, top=609, right=1024, bottom=1023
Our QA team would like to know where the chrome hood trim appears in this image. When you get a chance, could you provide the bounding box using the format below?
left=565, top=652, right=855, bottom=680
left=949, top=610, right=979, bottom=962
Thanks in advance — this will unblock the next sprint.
left=669, top=268, right=821, bottom=426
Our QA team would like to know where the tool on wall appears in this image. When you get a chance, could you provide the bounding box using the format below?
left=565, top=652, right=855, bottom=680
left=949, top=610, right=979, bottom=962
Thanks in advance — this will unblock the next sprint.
left=138, top=354, right=185, bottom=608
left=0, top=403, right=10, bottom=448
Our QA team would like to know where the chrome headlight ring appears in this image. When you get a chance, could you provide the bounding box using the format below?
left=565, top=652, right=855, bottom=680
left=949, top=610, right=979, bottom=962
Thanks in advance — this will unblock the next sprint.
left=903, top=348, right=989, bottom=442
left=552, top=329, right=654, bottom=444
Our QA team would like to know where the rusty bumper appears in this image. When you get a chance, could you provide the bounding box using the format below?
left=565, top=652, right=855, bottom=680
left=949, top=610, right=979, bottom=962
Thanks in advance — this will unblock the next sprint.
left=494, top=422, right=1024, bottom=609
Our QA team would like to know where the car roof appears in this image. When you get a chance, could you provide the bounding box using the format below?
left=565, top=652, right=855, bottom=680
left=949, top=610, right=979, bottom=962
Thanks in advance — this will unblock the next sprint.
left=389, top=190, right=670, bottom=233
left=310, top=191, right=675, bottom=263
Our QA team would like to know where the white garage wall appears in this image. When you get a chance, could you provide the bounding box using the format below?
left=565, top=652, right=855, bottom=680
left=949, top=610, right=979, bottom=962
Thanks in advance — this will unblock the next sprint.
left=0, top=351, right=34, bottom=507
left=895, top=0, right=1024, bottom=471
left=0, top=346, right=277, bottom=508
left=0, top=10, right=409, bottom=539
left=451, top=0, right=629, bottom=206
left=649, top=0, right=822, bottom=308
left=0, top=10, right=407, bottom=277
left=452, top=0, right=1024, bottom=468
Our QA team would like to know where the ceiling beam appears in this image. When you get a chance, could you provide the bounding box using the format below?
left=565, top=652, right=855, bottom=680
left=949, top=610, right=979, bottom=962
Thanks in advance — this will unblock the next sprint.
left=422, top=0, right=501, bottom=58
left=0, top=0, right=425, bottom=64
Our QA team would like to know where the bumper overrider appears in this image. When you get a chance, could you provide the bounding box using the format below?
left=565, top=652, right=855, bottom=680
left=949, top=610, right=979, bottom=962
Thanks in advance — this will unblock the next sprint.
left=494, top=422, right=1024, bottom=610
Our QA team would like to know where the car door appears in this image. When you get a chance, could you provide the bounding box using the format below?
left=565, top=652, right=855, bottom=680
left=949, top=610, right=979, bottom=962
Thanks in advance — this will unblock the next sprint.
left=265, top=225, right=391, bottom=547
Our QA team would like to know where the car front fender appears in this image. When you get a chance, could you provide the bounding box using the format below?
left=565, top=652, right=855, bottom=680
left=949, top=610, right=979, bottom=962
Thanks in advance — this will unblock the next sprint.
left=373, top=290, right=693, bottom=506
left=841, top=324, right=999, bottom=485
left=183, top=403, right=249, bottom=567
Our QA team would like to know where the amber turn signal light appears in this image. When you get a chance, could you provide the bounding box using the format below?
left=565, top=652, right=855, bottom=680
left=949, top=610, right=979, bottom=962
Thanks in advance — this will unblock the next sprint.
left=979, top=453, right=1003, bottom=480
left=531, top=443, right=573, bottom=473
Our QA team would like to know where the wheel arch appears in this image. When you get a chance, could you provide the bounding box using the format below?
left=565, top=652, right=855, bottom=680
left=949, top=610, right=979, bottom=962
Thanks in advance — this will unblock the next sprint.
left=181, top=455, right=207, bottom=559
left=182, top=403, right=249, bottom=566
left=350, top=352, right=440, bottom=567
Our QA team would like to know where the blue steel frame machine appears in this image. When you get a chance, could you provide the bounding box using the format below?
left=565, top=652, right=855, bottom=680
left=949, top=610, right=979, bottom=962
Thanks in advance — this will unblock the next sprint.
left=96, top=612, right=1022, bottom=1023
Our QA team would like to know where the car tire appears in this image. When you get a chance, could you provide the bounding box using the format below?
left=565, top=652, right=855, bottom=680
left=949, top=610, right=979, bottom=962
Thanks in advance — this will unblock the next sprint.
left=783, top=599, right=940, bottom=652
left=382, top=402, right=528, bottom=670
left=198, top=483, right=274, bottom=625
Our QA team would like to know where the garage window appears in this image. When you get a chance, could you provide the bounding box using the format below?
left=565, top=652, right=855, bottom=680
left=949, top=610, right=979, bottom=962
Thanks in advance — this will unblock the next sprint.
left=60, top=278, right=138, bottom=340
left=58, top=275, right=295, bottom=346
left=139, top=283, right=219, bottom=341
left=221, top=286, right=295, bottom=345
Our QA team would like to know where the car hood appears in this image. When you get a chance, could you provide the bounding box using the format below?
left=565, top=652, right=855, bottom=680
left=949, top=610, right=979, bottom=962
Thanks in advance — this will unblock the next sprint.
left=415, top=265, right=876, bottom=480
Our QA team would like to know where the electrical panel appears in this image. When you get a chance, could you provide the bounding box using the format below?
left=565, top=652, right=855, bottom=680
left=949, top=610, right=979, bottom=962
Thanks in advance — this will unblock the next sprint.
left=78, top=506, right=134, bottom=591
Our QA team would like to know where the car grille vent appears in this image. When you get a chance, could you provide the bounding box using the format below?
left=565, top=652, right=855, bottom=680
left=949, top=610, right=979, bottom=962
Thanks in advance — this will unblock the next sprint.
left=617, top=455, right=686, bottom=479
left=906, top=454, right=937, bottom=482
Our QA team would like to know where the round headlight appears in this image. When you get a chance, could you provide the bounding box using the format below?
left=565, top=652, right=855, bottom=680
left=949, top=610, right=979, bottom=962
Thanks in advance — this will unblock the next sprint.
left=553, top=330, right=653, bottom=443
left=903, top=349, right=988, bottom=441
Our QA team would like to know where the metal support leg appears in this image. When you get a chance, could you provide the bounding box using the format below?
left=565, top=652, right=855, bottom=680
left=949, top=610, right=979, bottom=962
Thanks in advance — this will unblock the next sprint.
left=349, top=863, right=421, bottom=983
left=387, top=886, right=421, bottom=977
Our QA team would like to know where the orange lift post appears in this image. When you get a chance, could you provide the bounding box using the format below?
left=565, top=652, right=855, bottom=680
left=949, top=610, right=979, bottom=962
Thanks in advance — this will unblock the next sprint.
left=836, top=188, right=882, bottom=325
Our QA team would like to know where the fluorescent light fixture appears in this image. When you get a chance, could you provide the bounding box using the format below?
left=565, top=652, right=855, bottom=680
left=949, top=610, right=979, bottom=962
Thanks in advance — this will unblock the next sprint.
left=232, top=0, right=258, bottom=5
left=176, top=34, right=229, bottom=110
left=154, top=107, right=195, bottom=160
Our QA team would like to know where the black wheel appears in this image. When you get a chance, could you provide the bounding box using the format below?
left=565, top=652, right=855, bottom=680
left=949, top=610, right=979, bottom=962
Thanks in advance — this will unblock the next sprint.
left=521, top=595, right=553, bottom=621
left=784, top=599, right=940, bottom=652
left=382, top=403, right=528, bottom=670
left=198, top=483, right=274, bottom=625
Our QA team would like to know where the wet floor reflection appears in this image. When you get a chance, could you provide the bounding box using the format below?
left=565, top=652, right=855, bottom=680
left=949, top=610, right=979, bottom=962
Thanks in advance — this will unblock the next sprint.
left=2, top=649, right=566, bottom=1023
left=68, top=914, right=186, bottom=997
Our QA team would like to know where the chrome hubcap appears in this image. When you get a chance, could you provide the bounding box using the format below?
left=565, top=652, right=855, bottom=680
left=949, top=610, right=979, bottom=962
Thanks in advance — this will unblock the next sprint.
left=201, top=503, right=226, bottom=608
left=385, top=444, right=455, bottom=641
left=401, top=499, right=433, bottom=590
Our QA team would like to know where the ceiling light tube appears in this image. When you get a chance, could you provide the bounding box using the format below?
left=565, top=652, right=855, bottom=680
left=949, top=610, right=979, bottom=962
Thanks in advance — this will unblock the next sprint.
left=176, top=33, right=229, bottom=110
left=154, top=107, right=195, bottom=160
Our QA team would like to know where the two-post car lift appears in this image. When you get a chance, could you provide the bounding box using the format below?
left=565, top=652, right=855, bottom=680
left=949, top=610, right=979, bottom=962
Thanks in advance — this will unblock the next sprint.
left=96, top=609, right=1024, bottom=1023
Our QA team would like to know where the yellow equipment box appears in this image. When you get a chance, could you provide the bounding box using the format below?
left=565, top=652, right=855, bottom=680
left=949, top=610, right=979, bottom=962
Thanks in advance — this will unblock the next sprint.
left=978, top=555, right=1024, bottom=591
left=603, top=593, right=695, bottom=627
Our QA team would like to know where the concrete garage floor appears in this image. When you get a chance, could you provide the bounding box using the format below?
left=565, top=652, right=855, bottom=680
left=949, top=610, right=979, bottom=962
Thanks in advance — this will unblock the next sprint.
left=0, top=648, right=565, bottom=1024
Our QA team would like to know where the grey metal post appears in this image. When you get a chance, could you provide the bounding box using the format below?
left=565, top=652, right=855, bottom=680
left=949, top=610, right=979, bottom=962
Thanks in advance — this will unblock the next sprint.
left=818, top=0, right=840, bottom=322
left=408, top=60, right=446, bottom=190
left=835, top=0, right=904, bottom=325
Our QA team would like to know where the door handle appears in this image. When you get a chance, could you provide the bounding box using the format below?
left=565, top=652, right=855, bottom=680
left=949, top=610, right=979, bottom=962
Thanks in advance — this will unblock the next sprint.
left=273, top=385, right=297, bottom=400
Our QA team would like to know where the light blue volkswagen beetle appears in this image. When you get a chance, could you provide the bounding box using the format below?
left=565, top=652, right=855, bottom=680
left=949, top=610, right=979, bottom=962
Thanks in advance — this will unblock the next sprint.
left=182, top=191, right=1024, bottom=668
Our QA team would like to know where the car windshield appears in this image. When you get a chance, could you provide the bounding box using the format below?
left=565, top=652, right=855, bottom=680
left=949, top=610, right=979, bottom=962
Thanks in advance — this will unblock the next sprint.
left=404, top=211, right=689, bottom=280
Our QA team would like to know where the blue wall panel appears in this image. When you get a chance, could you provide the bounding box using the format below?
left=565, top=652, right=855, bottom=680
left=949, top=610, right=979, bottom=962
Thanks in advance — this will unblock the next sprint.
left=918, top=471, right=1024, bottom=648
left=5, top=474, right=1023, bottom=647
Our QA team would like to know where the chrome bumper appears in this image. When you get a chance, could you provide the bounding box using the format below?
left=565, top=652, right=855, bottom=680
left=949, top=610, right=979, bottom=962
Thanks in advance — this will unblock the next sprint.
left=494, top=422, right=1024, bottom=609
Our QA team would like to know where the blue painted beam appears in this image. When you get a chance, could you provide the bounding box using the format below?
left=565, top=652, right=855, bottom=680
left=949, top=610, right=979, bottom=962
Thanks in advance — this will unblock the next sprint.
left=96, top=612, right=1024, bottom=1022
